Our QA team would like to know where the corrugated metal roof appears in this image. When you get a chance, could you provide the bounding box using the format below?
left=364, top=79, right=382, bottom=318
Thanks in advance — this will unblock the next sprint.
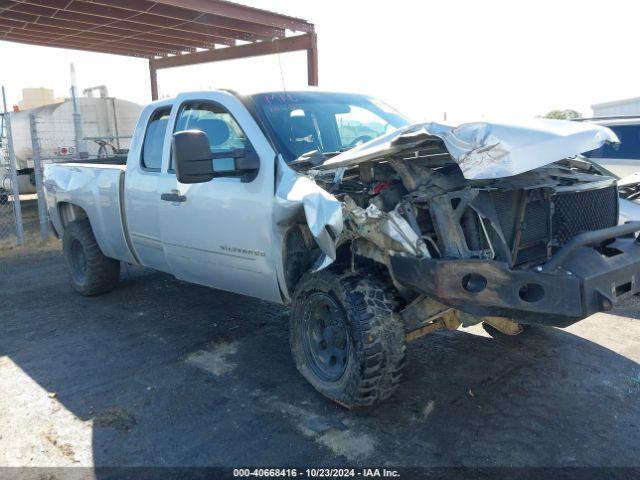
left=0, top=0, right=314, bottom=58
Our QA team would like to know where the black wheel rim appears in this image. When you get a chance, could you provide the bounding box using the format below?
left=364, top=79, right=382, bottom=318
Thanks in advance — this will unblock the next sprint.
left=302, top=292, right=350, bottom=382
left=70, top=239, right=87, bottom=284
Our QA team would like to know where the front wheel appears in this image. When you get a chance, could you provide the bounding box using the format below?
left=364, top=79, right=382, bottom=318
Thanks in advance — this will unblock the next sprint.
left=290, top=269, right=406, bottom=408
left=63, top=219, right=120, bottom=296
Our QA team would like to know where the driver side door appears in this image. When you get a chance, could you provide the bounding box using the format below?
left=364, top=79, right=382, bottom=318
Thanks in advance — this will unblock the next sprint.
left=157, top=92, right=282, bottom=303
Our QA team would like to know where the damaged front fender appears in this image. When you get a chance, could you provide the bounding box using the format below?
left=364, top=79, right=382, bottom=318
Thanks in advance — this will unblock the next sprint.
left=275, top=157, right=343, bottom=267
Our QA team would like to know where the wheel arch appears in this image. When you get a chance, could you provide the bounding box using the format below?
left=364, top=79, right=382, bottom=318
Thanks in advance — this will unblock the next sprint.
left=57, top=202, right=90, bottom=233
left=282, top=229, right=411, bottom=303
left=281, top=224, right=321, bottom=300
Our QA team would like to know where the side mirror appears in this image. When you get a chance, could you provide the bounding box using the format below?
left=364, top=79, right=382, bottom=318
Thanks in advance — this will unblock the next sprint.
left=234, top=144, right=260, bottom=182
left=208, top=143, right=260, bottom=183
left=173, top=130, right=214, bottom=184
left=173, top=129, right=261, bottom=184
left=235, top=144, right=260, bottom=171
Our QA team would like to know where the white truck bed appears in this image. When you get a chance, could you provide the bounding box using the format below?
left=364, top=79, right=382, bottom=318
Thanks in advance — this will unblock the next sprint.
left=44, top=163, right=136, bottom=264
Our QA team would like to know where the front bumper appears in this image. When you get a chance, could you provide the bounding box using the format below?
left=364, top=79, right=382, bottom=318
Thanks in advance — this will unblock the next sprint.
left=390, top=223, right=640, bottom=327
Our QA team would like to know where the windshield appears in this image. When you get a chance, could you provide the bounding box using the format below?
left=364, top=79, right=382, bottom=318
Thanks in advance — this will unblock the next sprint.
left=250, top=92, right=410, bottom=162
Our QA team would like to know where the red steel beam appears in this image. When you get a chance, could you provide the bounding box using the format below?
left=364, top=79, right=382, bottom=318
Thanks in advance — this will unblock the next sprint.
left=307, top=33, right=318, bottom=86
left=150, top=61, right=159, bottom=100
left=150, top=33, right=315, bottom=70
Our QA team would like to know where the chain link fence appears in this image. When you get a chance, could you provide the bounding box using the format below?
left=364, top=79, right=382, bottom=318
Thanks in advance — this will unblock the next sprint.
left=1, top=86, right=24, bottom=248
left=0, top=85, right=139, bottom=249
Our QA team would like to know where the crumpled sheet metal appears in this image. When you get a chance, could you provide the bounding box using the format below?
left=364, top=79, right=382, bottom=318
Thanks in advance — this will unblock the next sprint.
left=617, top=170, right=640, bottom=188
left=344, top=197, right=429, bottom=258
left=275, top=167, right=343, bottom=264
left=320, top=119, right=619, bottom=180
left=618, top=198, right=640, bottom=224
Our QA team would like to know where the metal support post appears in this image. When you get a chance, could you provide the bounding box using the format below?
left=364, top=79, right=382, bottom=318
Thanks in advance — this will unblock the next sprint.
left=29, top=112, right=49, bottom=240
left=71, top=85, right=86, bottom=161
left=307, top=33, right=319, bottom=86
left=150, top=61, right=159, bottom=101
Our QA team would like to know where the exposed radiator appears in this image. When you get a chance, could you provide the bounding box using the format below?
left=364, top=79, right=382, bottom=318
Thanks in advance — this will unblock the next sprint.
left=552, top=184, right=619, bottom=245
left=490, top=182, right=618, bottom=267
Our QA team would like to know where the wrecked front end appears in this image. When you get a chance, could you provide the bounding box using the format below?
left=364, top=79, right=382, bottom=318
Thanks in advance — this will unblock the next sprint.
left=284, top=119, right=640, bottom=327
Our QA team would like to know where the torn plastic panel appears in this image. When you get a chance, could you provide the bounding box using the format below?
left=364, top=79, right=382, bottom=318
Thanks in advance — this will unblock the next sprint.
left=319, top=119, right=620, bottom=180
left=275, top=157, right=343, bottom=267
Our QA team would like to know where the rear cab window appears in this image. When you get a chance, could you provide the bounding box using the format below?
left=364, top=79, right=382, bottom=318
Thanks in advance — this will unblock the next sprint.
left=141, top=107, right=172, bottom=171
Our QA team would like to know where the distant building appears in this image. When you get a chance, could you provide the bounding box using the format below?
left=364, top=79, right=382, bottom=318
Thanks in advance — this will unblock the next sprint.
left=591, top=97, right=640, bottom=118
left=17, top=87, right=64, bottom=110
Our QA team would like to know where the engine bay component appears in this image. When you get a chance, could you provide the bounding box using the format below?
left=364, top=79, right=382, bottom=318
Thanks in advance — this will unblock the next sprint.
left=278, top=116, right=639, bottom=325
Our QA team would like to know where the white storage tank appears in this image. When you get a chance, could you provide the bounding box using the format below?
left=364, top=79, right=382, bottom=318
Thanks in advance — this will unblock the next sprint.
left=10, top=96, right=143, bottom=171
left=2, top=96, right=142, bottom=194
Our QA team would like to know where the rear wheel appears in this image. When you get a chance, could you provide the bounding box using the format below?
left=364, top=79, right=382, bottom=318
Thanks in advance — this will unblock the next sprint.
left=290, top=269, right=406, bottom=408
left=63, top=219, right=120, bottom=296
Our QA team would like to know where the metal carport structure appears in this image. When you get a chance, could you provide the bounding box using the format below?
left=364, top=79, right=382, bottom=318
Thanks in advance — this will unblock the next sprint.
left=0, top=0, right=317, bottom=99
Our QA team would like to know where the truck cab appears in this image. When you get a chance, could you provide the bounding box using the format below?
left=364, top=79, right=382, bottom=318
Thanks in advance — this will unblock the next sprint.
left=123, top=91, right=285, bottom=302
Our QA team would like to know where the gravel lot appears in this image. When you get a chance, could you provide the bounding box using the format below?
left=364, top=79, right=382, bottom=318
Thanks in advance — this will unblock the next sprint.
left=1, top=234, right=639, bottom=473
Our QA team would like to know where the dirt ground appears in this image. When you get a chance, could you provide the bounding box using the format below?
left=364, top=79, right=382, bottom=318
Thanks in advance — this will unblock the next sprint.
left=1, top=233, right=640, bottom=475
left=0, top=197, right=47, bottom=250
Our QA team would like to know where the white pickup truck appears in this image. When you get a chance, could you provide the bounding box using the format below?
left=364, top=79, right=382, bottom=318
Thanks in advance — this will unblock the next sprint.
left=44, top=90, right=640, bottom=407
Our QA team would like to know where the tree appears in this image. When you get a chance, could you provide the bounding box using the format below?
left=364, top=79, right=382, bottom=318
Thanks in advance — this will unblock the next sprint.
left=543, top=109, right=583, bottom=120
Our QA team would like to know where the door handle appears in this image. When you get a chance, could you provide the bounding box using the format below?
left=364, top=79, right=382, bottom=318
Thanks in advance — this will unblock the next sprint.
left=160, top=192, right=187, bottom=203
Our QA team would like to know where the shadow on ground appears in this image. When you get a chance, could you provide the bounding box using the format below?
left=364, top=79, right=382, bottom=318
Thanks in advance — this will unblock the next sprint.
left=1, top=249, right=639, bottom=469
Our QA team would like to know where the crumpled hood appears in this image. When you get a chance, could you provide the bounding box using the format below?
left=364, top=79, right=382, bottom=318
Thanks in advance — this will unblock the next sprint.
left=319, top=118, right=619, bottom=180
left=618, top=170, right=640, bottom=188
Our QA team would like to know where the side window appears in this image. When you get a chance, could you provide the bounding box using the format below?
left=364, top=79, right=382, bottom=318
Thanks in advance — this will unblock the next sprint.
left=141, top=107, right=171, bottom=170
left=173, top=101, right=249, bottom=172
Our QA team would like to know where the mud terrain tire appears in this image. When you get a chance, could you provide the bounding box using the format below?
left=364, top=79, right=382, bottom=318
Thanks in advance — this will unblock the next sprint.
left=63, top=219, right=120, bottom=296
left=290, top=269, right=406, bottom=408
